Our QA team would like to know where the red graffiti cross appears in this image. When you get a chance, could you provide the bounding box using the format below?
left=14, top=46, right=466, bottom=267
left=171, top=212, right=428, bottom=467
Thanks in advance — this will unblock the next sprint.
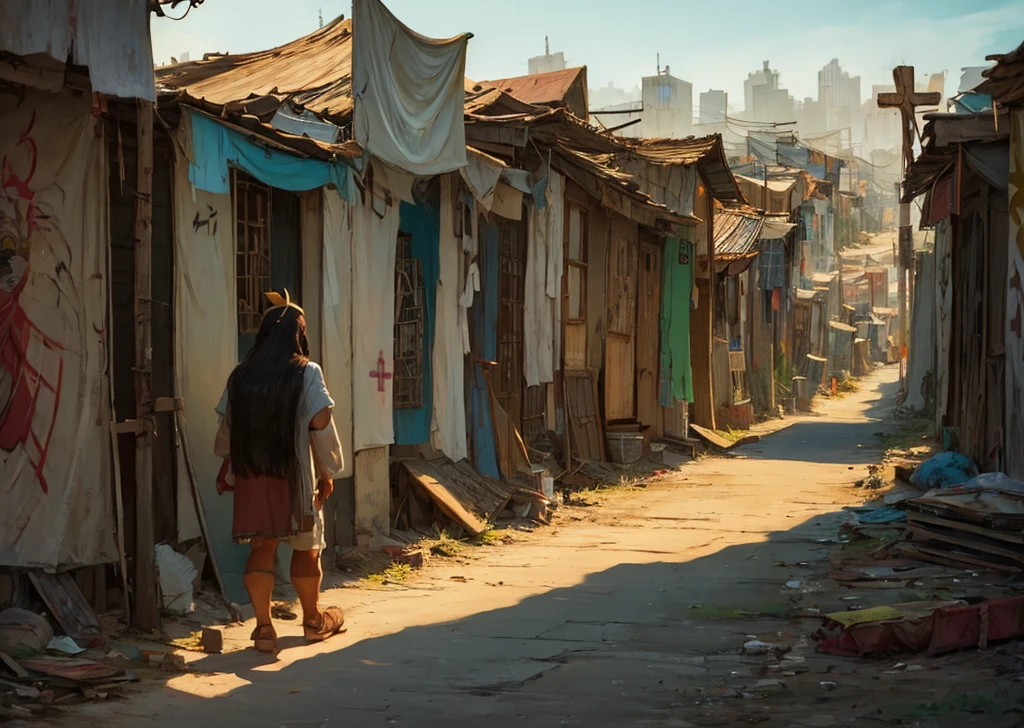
left=369, top=350, right=392, bottom=392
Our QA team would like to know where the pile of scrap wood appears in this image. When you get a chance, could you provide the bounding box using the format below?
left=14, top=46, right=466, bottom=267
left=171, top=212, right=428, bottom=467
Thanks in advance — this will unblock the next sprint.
left=393, top=458, right=554, bottom=537
left=899, top=474, right=1024, bottom=573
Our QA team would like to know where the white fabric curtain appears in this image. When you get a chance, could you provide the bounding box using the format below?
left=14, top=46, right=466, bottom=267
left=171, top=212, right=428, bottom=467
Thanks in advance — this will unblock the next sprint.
left=0, top=90, right=114, bottom=568
left=351, top=183, right=400, bottom=451
left=430, top=174, right=468, bottom=461
left=546, top=173, right=566, bottom=372
left=0, top=0, right=156, bottom=100
left=525, top=205, right=553, bottom=387
left=321, top=192, right=355, bottom=477
left=171, top=114, right=248, bottom=601
left=352, top=0, right=468, bottom=176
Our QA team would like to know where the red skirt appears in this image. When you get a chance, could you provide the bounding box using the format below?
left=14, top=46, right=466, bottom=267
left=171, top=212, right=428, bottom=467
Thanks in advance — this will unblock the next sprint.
left=231, top=474, right=295, bottom=542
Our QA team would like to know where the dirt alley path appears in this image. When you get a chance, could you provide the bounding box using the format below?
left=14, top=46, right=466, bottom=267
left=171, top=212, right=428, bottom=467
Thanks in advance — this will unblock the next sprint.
left=75, top=364, right=1024, bottom=727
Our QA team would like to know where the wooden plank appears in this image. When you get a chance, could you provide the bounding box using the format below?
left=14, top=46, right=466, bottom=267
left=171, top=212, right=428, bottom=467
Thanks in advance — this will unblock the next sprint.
left=402, top=461, right=489, bottom=536
left=908, top=513, right=1024, bottom=545
left=27, top=572, right=101, bottom=643
left=689, top=423, right=736, bottom=450
left=899, top=543, right=1019, bottom=574
left=906, top=526, right=1024, bottom=563
left=0, top=651, right=29, bottom=679
left=133, top=99, right=158, bottom=631
left=565, top=370, right=603, bottom=462
left=18, top=657, right=122, bottom=682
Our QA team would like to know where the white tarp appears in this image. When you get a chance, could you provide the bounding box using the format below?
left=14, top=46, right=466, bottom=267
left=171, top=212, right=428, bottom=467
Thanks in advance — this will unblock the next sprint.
left=352, top=183, right=400, bottom=451
left=546, top=173, right=565, bottom=371
left=524, top=204, right=551, bottom=387
left=524, top=171, right=565, bottom=386
left=0, top=90, right=114, bottom=568
left=430, top=174, right=468, bottom=461
left=0, top=0, right=156, bottom=101
left=321, top=192, right=355, bottom=477
left=352, top=0, right=468, bottom=176
left=172, top=115, right=248, bottom=602
left=1006, top=110, right=1024, bottom=481
left=461, top=147, right=504, bottom=204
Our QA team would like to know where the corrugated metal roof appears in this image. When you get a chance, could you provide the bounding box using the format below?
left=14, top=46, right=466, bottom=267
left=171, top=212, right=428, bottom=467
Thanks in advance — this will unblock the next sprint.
left=714, top=209, right=764, bottom=260
left=157, top=16, right=355, bottom=125
left=477, top=67, right=586, bottom=109
left=978, top=41, right=1024, bottom=106
left=625, top=136, right=746, bottom=205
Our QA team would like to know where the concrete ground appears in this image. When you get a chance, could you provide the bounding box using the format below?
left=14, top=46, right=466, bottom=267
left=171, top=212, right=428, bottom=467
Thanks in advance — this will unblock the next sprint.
left=74, top=365, right=1024, bottom=727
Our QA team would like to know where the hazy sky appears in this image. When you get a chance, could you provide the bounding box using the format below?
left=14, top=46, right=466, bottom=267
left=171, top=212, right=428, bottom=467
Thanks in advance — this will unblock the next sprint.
left=152, top=0, right=1024, bottom=105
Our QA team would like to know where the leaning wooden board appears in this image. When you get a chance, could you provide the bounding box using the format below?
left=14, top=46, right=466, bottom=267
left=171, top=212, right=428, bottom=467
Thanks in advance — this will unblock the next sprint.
left=402, top=460, right=489, bottom=536
left=690, top=424, right=759, bottom=450
left=28, top=572, right=101, bottom=644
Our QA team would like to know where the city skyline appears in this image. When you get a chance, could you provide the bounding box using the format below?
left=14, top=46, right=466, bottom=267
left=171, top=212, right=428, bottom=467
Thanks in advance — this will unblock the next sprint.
left=151, top=0, right=1021, bottom=109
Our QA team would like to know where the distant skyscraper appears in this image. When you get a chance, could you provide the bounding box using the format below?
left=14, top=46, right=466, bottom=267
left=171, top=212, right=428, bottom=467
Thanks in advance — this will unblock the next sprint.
left=743, top=61, right=793, bottom=122
left=818, top=59, right=862, bottom=127
left=528, top=36, right=566, bottom=76
left=699, top=89, right=727, bottom=124
left=641, top=66, right=693, bottom=138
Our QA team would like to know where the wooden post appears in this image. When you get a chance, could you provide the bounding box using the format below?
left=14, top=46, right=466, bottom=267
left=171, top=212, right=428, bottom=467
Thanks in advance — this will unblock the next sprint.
left=877, top=66, right=940, bottom=386
left=133, top=99, right=158, bottom=631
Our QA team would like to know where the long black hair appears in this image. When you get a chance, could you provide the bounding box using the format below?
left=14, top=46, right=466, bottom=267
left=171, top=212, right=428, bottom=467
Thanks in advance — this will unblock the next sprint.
left=227, top=305, right=310, bottom=482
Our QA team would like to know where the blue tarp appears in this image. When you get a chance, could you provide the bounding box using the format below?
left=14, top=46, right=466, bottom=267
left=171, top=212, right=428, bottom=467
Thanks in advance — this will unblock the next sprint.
left=187, top=110, right=350, bottom=197
left=470, top=221, right=500, bottom=479
left=393, top=201, right=440, bottom=445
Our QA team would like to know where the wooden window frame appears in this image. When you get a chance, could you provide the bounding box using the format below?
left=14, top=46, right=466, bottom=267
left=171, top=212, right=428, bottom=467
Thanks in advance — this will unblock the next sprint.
left=233, top=170, right=272, bottom=336
left=393, top=232, right=424, bottom=410
left=565, top=203, right=589, bottom=325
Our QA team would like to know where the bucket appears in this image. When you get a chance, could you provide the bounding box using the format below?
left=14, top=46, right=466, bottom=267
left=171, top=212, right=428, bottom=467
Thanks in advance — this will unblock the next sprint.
left=530, top=465, right=545, bottom=492
left=606, top=432, right=644, bottom=464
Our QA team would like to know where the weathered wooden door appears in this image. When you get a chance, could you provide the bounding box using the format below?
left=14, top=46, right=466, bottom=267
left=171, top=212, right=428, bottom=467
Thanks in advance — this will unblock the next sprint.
left=563, top=202, right=589, bottom=371
left=636, top=240, right=662, bottom=442
left=605, top=219, right=638, bottom=422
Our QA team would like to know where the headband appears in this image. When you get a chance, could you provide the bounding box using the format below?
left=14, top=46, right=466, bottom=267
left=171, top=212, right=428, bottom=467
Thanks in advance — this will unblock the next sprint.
left=263, top=289, right=305, bottom=316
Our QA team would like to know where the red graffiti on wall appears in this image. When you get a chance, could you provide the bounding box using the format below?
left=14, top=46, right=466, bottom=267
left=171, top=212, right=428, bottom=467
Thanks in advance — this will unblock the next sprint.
left=0, top=112, right=65, bottom=495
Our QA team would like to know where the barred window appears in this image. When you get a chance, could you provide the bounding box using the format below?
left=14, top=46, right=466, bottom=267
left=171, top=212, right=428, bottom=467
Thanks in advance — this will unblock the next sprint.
left=233, top=172, right=271, bottom=335
left=393, top=233, right=424, bottom=409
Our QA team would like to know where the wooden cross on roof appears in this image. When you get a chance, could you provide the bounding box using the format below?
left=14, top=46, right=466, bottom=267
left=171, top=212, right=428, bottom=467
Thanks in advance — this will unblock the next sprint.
left=877, top=66, right=941, bottom=176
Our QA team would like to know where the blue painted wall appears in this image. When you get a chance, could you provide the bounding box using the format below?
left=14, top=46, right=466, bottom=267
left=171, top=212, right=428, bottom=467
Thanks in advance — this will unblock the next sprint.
left=393, top=200, right=440, bottom=445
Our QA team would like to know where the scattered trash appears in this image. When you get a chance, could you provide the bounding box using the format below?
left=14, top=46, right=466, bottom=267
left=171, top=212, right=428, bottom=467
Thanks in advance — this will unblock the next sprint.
left=910, top=451, right=979, bottom=490
left=820, top=681, right=838, bottom=691
left=0, top=676, right=40, bottom=699
left=47, top=635, right=86, bottom=655
left=0, top=608, right=53, bottom=659
left=785, top=580, right=802, bottom=589
left=18, top=656, right=123, bottom=681
left=382, top=545, right=426, bottom=569
left=742, top=640, right=779, bottom=655
left=849, top=506, right=907, bottom=524
left=156, top=543, right=199, bottom=616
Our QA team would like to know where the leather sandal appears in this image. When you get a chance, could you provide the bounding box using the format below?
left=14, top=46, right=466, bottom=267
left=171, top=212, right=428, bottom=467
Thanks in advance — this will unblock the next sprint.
left=303, top=606, right=346, bottom=642
left=251, top=623, right=278, bottom=653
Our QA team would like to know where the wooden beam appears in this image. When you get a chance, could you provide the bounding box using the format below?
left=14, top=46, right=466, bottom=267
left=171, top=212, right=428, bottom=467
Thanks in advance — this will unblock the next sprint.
left=133, top=99, right=158, bottom=632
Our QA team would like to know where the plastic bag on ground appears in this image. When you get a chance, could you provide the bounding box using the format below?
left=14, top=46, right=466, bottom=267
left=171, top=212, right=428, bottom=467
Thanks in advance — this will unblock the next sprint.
left=0, top=607, right=53, bottom=658
left=910, top=451, right=979, bottom=490
left=156, top=544, right=198, bottom=616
